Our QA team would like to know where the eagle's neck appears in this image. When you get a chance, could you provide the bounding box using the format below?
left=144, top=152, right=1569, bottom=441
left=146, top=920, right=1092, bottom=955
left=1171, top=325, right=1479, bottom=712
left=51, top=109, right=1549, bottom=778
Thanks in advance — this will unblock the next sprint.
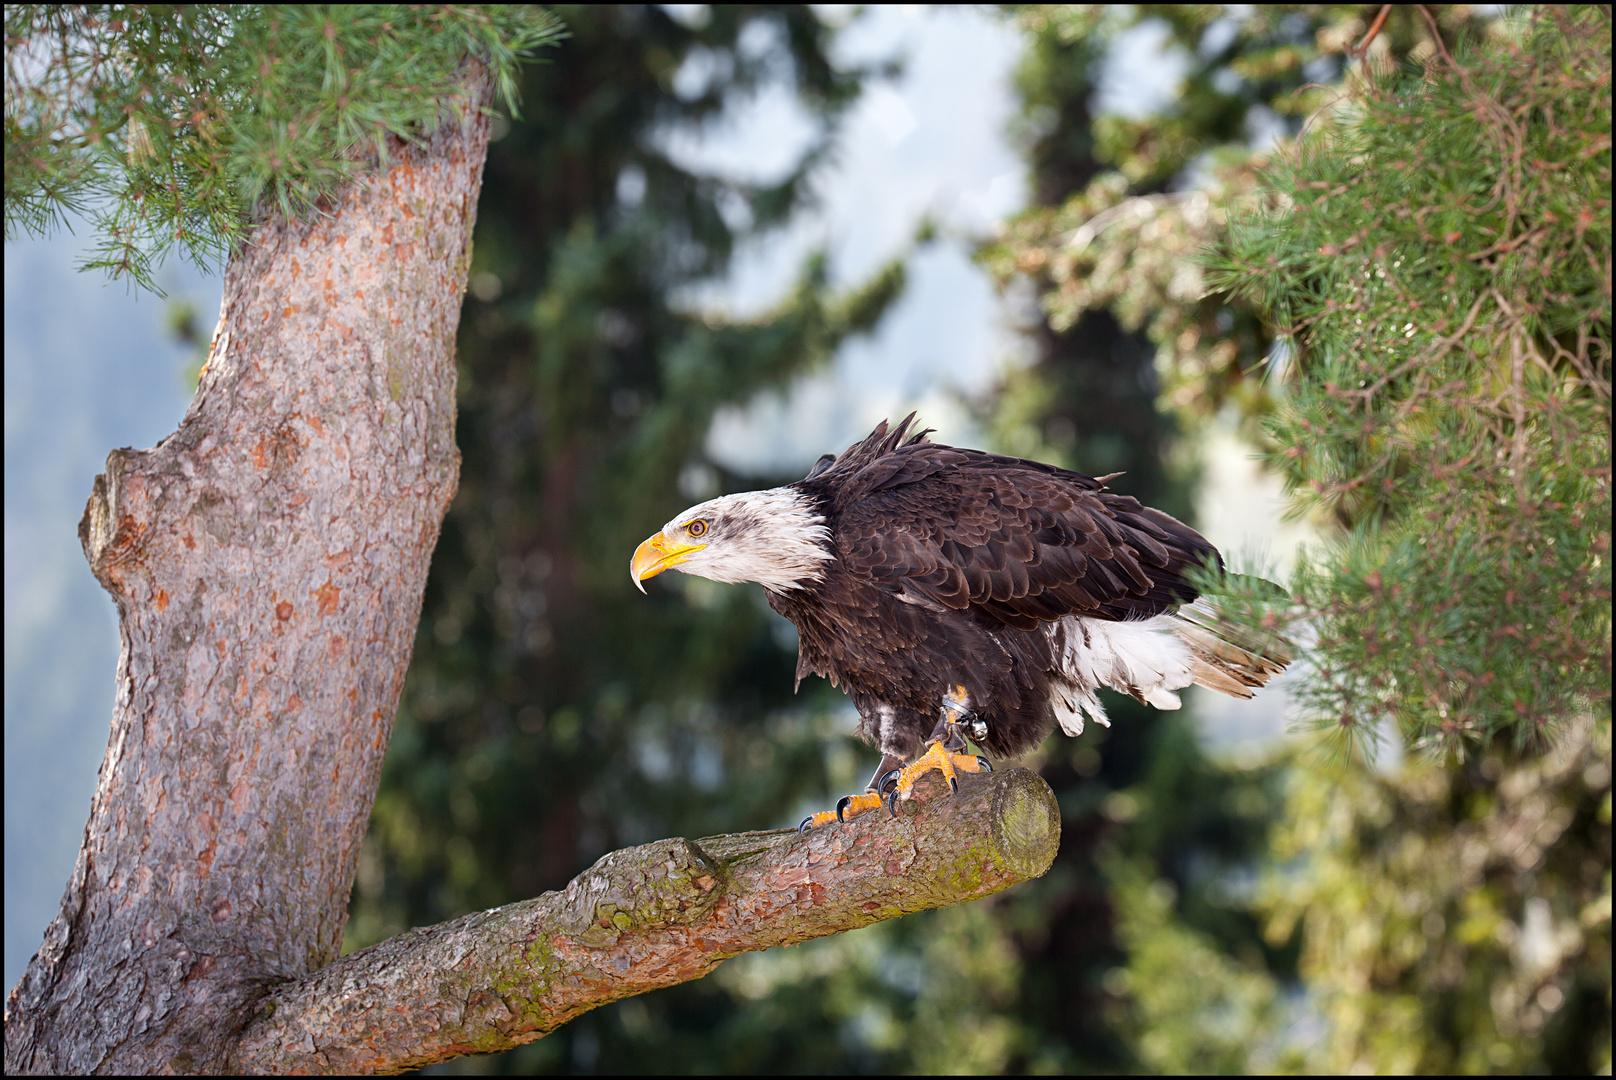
left=719, top=486, right=834, bottom=592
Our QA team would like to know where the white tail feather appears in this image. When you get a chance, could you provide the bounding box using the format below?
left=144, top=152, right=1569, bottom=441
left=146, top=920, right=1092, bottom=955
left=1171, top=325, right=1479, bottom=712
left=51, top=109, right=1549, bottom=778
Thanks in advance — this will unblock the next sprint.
left=1047, top=603, right=1291, bottom=737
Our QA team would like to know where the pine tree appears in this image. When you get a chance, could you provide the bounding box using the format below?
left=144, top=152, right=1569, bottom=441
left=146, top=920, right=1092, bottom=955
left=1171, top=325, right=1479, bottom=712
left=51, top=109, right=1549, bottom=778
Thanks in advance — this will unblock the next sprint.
left=4, top=5, right=561, bottom=291
left=1213, top=5, right=1610, bottom=759
left=1212, top=7, right=1611, bottom=1069
left=982, top=5, right=1609, bottom=1071
left=970, top=7, right=1458, bottom=1069
left=4, top=5, right=566, bottom=1071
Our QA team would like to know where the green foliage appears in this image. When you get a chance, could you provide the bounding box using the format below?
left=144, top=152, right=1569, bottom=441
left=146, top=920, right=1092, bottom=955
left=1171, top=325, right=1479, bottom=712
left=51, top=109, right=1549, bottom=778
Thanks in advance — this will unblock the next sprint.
left=969, top=7, right=1392, bottom=1071
left=4, top=4, right=562, bottom=291
left=1261, top=719, right=1612, bottom=1073
left=981, top=5, right=1497, bottom=431
left=1212, top=4, right=1612, bottom=758
left=1163, top=8, right=1611, bottom=1075
left=1104, top=714, right=1615, bottom=1075
left=1104, top=853, right=1289, bottom=1073
left=1061, top=708, right=1298, bottom=1075
left=984, top=6, right=1611, bottom=1076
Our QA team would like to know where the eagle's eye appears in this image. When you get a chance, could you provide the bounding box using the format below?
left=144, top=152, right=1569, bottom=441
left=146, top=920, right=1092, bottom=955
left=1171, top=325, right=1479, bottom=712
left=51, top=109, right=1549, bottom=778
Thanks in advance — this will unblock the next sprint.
left=686, top=519, right=709, bottom=538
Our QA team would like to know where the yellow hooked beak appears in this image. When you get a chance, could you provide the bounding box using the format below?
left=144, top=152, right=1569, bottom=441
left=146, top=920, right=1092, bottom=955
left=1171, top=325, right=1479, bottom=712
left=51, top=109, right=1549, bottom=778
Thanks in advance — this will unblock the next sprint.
left=630, top=531, right=707, bottom=593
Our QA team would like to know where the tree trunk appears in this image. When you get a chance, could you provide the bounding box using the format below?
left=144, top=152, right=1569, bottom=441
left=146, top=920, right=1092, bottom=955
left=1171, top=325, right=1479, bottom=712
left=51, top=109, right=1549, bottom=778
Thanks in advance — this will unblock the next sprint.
left=3, top=67, right=491, bottom=1076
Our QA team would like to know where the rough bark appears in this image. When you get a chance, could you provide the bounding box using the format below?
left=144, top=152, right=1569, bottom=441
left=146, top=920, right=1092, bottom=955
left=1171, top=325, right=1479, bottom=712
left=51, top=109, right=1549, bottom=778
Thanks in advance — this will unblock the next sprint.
left=229, top=767, right=1060, bottom=1075
left=3, top=69, right=492, bottom=1076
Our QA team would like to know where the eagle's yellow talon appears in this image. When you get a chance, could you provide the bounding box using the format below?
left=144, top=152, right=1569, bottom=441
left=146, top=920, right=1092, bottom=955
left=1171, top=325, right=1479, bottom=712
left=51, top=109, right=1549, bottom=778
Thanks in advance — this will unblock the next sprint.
left=799, top=789, right=885, bottom=831
left=837, top=791, right=885, bottom=821
left=798, top=809, right=842, bottom=832
left=889, top=740, right=989, bottom=810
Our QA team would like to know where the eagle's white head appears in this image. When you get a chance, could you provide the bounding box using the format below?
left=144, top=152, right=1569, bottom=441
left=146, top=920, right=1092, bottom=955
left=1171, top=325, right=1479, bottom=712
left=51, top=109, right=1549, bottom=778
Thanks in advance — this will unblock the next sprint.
left=631, top=487, right=833, bottom=594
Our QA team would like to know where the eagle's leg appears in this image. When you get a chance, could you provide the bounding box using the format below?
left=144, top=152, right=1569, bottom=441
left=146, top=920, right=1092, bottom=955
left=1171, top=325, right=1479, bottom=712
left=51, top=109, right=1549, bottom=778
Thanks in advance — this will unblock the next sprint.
left=797, top=753, right=906, bottom=832
left=884, top=686, right=993, bottom=816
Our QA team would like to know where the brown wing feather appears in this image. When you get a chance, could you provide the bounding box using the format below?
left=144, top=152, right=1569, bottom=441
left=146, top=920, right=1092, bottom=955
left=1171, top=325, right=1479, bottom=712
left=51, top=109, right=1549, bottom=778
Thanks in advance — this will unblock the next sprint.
left=808, top=422, right=1219, bottom=626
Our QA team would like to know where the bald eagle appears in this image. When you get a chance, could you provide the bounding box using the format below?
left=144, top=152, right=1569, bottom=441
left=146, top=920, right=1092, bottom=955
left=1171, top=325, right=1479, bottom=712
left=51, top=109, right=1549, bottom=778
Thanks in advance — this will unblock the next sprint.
left=631, top=415, right=1289, bottom=829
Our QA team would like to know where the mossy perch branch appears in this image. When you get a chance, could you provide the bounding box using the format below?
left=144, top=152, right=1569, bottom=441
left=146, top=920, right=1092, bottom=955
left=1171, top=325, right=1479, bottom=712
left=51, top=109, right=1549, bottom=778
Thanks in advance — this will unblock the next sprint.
left=228, top=767, right=1059, bottom=1074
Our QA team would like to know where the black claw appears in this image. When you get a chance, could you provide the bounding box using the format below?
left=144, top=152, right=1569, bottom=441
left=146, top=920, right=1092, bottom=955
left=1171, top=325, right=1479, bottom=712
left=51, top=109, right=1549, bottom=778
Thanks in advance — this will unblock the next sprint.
left=798, top=816, right=814, bottom=834
left=977, top=756, right=994, bottom=772
left=877, top=768, right=902, bottom=794
left=949, top=775, right=959, bottom=794
left=886, top=790, right=901, bottom=818
left=835, top=795, right=853, bottom=822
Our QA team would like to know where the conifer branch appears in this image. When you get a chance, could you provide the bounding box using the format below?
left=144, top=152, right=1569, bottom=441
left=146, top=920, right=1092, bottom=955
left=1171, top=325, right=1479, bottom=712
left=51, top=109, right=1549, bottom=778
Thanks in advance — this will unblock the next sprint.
left=1349, top=5, right=1392, bottom=62
left=228, top=769, right=1059, bottom=1074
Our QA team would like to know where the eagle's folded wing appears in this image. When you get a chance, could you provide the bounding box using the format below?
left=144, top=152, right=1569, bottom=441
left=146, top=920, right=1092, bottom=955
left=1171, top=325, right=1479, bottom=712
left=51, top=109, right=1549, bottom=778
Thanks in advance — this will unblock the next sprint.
left=831, top=452, right=1218, bottom=631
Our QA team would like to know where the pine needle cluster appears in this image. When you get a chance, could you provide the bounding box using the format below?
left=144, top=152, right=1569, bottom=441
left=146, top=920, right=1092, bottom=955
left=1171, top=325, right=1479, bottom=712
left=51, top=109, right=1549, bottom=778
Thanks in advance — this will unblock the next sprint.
left=4, top=4, right=563, bottom=292
left=1210, top=6, right=1611, bottom=761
